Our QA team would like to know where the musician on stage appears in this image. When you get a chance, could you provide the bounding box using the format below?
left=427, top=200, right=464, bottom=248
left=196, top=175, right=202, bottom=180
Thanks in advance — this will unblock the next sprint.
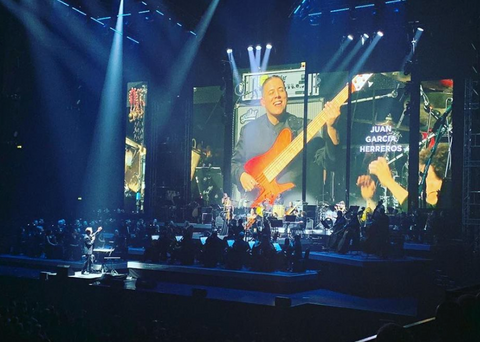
left=222, top=193, right=234, bottom=222
left=231, top=75, right=341, bottom=202
left=81, top=227, right=98, bottom=275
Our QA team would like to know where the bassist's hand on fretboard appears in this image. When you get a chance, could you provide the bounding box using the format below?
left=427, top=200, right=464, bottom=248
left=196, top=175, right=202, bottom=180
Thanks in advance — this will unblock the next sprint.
left=240, top=172, right=258, bottom=192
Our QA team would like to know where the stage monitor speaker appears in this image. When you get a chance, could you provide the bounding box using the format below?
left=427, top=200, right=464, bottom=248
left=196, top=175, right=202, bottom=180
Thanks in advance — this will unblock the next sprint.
left=91, top=264, right=103, bottom=273
left=275, top=296, right=292, bottom=308
left=202, top=213, right=213, bottom=224
left=304, top=205, right=317, bottom=219
left=56, top=265, right=74, bottom=278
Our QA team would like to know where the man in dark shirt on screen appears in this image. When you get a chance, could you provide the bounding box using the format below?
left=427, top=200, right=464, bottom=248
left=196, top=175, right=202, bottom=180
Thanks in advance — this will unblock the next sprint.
left=231, top=75, right=341, bottom=203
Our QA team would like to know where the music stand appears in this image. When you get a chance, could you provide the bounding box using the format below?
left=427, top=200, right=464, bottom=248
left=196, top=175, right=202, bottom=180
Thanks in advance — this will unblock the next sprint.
left=284, top=215, right=297, bottom=237
left=285, top=215, right=296, bottom=222
left=269, top=218, right=283, bottom=235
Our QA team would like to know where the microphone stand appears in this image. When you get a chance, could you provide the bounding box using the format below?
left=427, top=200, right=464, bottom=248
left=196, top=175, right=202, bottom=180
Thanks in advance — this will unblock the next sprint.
left=340, top=89, right=398, bottom=106
left=418, top=104, right=452, bottom=208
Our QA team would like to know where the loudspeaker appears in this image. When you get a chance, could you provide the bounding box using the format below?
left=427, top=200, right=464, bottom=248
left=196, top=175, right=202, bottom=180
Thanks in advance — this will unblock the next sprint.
left=56, top=265, right=74, bottom=278
left=91, top=264, right=103, bottom=273
left=202, top=213, right=213, bottom=224
left=275, top=296, right=292, bottom=308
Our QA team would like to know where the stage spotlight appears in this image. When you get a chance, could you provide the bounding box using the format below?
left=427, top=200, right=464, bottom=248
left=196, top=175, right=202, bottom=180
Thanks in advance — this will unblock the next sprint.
left=266, top=43, right=272, bottom=49
left=417, top=27, right=424, bottom=32
left=247, top=45, right=253, bottom=52
left=226, top=48, right=233, bottom=54
left=347, top=34, right=354, bottom=40
left=256, top=45, right=262, bottom=50
left=377, top=31, right=384, bottom=37
left=363, top=33, right=369, bottom=39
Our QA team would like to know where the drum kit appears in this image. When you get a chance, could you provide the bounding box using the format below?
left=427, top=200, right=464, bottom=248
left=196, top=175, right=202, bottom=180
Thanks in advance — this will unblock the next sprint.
left=225, top=199, right=306, bottom=237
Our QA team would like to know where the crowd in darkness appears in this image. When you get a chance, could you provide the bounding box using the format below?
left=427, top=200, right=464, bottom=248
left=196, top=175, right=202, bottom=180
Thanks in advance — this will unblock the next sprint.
left=1, top=288, right=480, bottom=342
left=0, top=299, right=277, bottom=342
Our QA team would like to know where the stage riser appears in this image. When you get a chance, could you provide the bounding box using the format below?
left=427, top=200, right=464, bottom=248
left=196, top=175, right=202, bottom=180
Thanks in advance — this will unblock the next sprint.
left=128, top=263, right=319, bottom=294
left=307, top=252, right=434, bottom=297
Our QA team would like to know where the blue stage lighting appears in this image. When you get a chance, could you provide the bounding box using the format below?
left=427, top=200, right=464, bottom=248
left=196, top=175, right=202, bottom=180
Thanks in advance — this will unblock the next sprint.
left=377, top=31, right=384, bottom=37
left=72, top=7, right=87, bottom=16
left=55, top=0, right=69, bottom=6
left=266, top=43, right=272, bottom=49
left=347, top=34, right=354, bottom=40
left=247, top=46, right=253, bottom=52
left=256, top=45, right=262, bottom=51
left=226, top=48, right=233, bottom=54
left=417, top=27, right=424, bottom=32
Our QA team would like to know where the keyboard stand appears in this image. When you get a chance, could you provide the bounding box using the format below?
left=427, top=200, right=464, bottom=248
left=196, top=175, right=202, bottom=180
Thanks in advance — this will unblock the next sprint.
left=103, top=256, right=121, bottom=275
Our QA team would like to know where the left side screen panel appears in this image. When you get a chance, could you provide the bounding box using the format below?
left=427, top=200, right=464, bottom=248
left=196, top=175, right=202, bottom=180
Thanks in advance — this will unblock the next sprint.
left=124, top=82, right=148, bottom=213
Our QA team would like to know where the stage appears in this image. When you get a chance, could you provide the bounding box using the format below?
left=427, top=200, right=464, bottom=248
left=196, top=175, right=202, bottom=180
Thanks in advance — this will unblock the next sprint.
left=0, top=251, right=435, bottom=318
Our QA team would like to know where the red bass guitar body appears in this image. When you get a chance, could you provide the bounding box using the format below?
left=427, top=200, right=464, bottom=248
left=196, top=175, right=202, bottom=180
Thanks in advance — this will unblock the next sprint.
left=244, top=128, right=296, bottom=208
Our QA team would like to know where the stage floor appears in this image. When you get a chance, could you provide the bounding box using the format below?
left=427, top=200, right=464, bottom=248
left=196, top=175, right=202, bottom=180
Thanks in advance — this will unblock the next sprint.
left=0, top=253, right=435, bottom=318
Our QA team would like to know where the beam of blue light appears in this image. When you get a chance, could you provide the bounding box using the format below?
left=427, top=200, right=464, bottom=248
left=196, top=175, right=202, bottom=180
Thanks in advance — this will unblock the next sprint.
left=109, top=27, right=122, bottom=35
left=323, top=38, right=353, bottom=72
left=255, top=46, right=262, bottom=71
left=355, top=4, right=374, bottom=9
left=90, top=17, right=105, bottom=25
left=156, top=10, right=164, bottom=15
left=385, top=0, right=404, bottom=4
left=71, top=7, right=87, bottom=16
left=189, top=31, right=197, bottom=36
left=336, top=39, right=364, bottom=72
left=138, top=10, right=150, bottom=14
left=248, top=47, right=257, bottom=73
left=156, top=0, right=219, bottom=135
left=177, top=22, right=182, bottom=27
left=293, top=5, right=301, bottom=15
left=330, top=7, right=349, bottom=13
left=118, top=13, right=131, bottom=17
left=126, top=36, right=140, bottom=44
left=55, top=0, right=69, bottom=7
left=142, top=1, right=147, bottom=5
left=351, top=34, right=383, bottom=76
left=228, top=54, right=241, bottom=86
left=97, top=16, right=112, bottom=21
left=260, top=48, right=271, bottom=72
left=85, top=0, right=124, bottom=208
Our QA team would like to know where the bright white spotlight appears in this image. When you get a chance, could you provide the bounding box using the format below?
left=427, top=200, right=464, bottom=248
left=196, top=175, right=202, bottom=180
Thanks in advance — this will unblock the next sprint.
left=347, top=34, right=354, bottom=40
left=266, top=43, right=272, bottom=49
left=363, top=33, right=369, bottom=39
left=256, top=45, right=262, bottom=50
left=377, top=31, right=384, bottom=37
left=417, top=27, right=424, bottom=32
left=226, top=48, right=233, bottom=54
left=247, top=46, right=253, bottom=52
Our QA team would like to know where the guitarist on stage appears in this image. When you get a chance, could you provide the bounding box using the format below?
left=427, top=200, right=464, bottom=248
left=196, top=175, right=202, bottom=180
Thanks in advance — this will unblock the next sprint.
left=231, top=75, right=341, bottom=203
left=81, top=226, right=102, bottom=275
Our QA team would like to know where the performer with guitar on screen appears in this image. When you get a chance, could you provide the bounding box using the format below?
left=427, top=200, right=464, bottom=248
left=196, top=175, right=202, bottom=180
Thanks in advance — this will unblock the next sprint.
left=232, top=74, right=372, bottom=207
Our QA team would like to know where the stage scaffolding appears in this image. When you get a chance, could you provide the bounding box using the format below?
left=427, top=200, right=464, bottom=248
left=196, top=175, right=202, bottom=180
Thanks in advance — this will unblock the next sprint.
left=463, top=79, right=480, bottom=253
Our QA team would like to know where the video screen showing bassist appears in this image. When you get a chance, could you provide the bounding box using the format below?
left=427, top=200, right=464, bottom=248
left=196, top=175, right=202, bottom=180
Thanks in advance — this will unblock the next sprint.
left=231, top=75, right=341, bottom=205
